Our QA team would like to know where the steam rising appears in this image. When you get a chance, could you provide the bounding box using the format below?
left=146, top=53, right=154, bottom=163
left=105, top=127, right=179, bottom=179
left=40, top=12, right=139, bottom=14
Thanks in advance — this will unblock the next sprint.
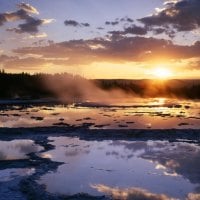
left=42, top=74, right=133, bottom=104
left=42, top=74, right=200, bottom=103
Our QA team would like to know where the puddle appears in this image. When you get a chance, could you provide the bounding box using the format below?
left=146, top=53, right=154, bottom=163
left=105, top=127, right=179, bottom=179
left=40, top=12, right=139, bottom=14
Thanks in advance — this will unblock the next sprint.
left=38, top=137, right=200, bottom=199
left=0, top=98, right=200, bottom=129
left=0, top=168, right=35, bottom=182
left=0, top=140, right=44, bottom=160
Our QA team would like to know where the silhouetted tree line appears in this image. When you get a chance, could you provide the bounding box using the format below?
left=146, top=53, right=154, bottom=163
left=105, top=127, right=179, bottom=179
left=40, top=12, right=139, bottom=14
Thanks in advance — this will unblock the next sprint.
left=0, top=71, right=83, bottom=99
left=0, top=71, right=200, bottom=99
left=94, top=79, right=200, bottom=99
left=0, top=71, right=49, bottom=99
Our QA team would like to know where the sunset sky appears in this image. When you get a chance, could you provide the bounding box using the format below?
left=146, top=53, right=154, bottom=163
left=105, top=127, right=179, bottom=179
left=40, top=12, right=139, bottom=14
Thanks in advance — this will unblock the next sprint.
left=0, top=0, right=199, bottom=79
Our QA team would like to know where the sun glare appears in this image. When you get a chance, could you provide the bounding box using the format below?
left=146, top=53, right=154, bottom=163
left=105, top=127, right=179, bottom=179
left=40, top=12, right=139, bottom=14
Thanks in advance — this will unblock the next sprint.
left=152, top=67, right=172, bottom=79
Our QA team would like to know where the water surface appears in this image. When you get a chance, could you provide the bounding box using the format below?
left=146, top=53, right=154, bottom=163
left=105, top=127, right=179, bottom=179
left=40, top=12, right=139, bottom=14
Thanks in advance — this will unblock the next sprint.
left=38, top=137, right=200, bottom=199
left=0, top=140, right=43, bottom=160
left=0, top=98, right=200, bottom=129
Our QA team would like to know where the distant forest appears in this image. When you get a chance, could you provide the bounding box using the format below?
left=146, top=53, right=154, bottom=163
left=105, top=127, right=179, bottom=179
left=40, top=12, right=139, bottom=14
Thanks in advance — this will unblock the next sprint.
left=0, top=70, right=200, bottom=100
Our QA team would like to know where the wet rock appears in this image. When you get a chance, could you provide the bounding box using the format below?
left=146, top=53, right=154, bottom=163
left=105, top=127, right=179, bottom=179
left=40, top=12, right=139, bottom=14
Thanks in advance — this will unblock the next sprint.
left=53, top=122, right=70, bottom=126
left=174, top=104, right=182, bottom=108
left=178, top=123, right=189, bottom=126
left=118, top=124, right=128, bottom=128
left=94, top=124, right=110, bottom=128
left=76, top=119, right=82, bottom=121
left=12, top=114, right=21, bottom=117
left=80, top=123, right=95, bottom=128
left=184, top=105, right=190, bottom=109
left=0, top=113, right=9, bottom=117
left=83, top=117, right=93, bottom=120
left=176, top=115, right=185, bottom=118
left=31, top=116, right=44, bottom=121
left=51, top=113, right=60, bottom=116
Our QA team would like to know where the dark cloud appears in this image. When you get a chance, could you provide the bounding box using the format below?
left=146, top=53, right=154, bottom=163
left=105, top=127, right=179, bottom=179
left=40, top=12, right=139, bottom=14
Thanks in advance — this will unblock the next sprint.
left=108, top=25, right=148, bottom=36
left=64, top=20, right=80, bottom=27
left=152, top=28, right=166, bottom=35
left=64, top=20, right=90, bottom=27
left=105, top=20, right=119, bottom=26
left=32, top=39, right=46, bottom=46
left=107, top=30, right=124, bottom=38
left=126, top=17, right=134, bottom=23
left=138, top=0, right=200, bottom=32
left=0, top=35, right=199, bottom=72
left=0, top=5, right=53, bottom=34
left=97, top=27, right=104, bottom=30
left=11, top=36, right=200, bottom=68
left=7, top=18, right=44, bottom=34
left=124, top=25, right=148, bottom=35
left=81, top=22, right=90, bottom=27
left=151, top=28, right=176, bottom=38
left=105, top=17, right=134, bottom=26
left=120, top=17, right=134, bottom=23
left=0, top=9, right=29, bottom=26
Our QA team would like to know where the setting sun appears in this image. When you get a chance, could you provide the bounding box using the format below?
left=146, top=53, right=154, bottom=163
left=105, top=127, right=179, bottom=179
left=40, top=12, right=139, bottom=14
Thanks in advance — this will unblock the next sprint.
left=152, top=67, right=172, bottom=79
